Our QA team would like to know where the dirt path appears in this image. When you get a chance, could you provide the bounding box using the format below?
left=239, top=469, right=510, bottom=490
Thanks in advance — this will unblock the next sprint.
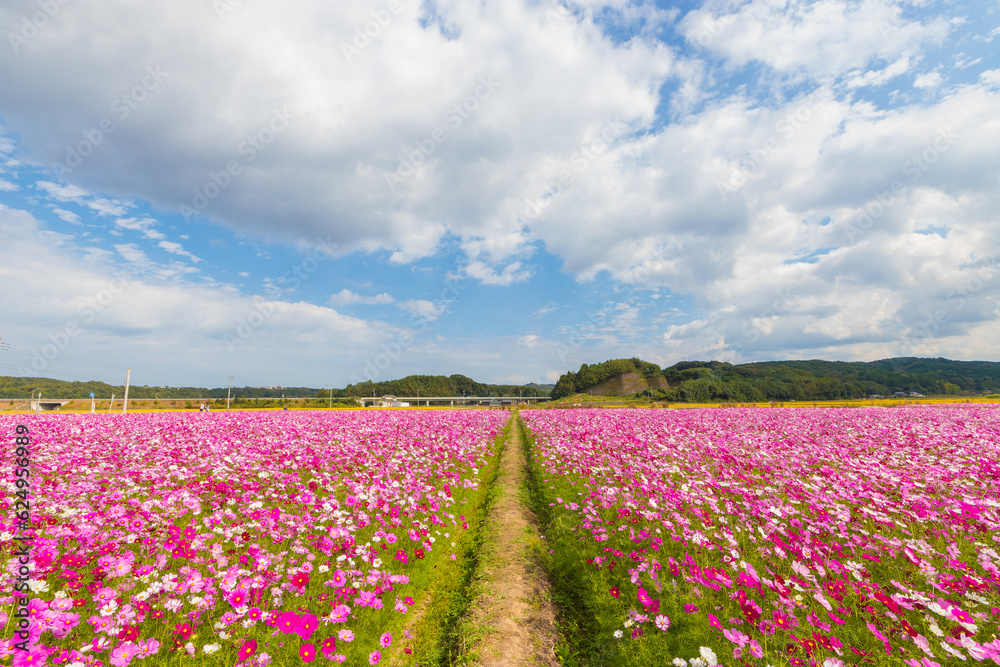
left=456, top=413, right=562, bottom=666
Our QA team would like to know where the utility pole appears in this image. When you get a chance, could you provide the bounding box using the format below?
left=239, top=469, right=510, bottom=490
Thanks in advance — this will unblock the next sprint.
left=34, top=391, right=41, bottom=414
left=328, top=385, right=333, bottom=409
left=108, top=393, right=115, bottom=413
left=122, top=368, right=131, bottom=414
left=227, top=375, right=233, bottom=411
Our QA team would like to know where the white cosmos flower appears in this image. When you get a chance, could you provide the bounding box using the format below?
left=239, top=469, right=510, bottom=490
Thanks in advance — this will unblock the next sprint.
left=28, top=580, right=49, bottom=593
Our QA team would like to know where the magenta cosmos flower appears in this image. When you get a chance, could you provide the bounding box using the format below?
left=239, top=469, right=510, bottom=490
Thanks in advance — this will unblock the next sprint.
left=299, top=643, right=317, bottom=663
left=298, top=613, right=318, bottom=640
left=237, top=639, right=257, bottom=662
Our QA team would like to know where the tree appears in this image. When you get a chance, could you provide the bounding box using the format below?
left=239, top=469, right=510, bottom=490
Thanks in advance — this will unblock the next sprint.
left=551, top=372, right=578, bottom=400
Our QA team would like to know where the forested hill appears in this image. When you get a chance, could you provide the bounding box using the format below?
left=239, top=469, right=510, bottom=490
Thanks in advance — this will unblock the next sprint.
left=0, top=373, right=550, bottom=400
left=551, top=357, right=1000, bottom=401
left=341, top=374, right=549, bottom=398
left=0, top=376, right=319, bottom=400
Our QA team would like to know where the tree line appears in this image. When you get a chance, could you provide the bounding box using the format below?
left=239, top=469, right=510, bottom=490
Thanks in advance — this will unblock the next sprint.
left=551, top=357, right=1000, bottom=402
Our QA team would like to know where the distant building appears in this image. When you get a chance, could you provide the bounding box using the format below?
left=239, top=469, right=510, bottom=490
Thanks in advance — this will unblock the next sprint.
left=373, top=395, right=409, bottom=407
left=907, top=392, right=924, bottom=397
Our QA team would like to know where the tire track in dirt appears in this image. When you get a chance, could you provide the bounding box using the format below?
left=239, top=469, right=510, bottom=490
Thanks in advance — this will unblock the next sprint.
left=455, top=413, right=562, bottom=666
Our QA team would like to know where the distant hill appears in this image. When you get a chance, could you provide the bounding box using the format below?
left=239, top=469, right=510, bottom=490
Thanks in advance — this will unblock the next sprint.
left=551, top=357, right=1000, bottom=402
left=342, top=374, right=549, bottom=398
left=0, top=376, right=319, bottom=400
left=0, top=373, right=551, bottom=400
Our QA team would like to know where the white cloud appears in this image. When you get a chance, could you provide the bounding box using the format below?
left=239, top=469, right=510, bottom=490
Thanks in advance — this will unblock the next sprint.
left=114, top=216, right=164, bottom=240
left=328, top=289, right=395, bottom=306
left=846, top=57, right=913, bottom=88
left=36, top=230, right=74, bottom=246
left=0, top=0, right=673, bottom=282
left=463, top=259, right=533, bottom=285
left=52, top=208, right=82, bottom=224
left=157, top=240, right=202, bottom=263
left=680, top=0, right=950, bottom=81
left=980, top=69, right=1000, bottom=88
left=0, top=0, right=996, bottom=377
left=86, top=198, right=131, bottom=217
left=0, top=203, right=389, bottom=385
left=399, top=299, right=447, bottom=321
left=36, top=181, right=88, bottom=201
left=913, top=71, right=944, bottom=89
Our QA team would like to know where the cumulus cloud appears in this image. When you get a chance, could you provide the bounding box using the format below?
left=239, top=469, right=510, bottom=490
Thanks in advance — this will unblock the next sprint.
left=0, top=0, right=673, bottom=270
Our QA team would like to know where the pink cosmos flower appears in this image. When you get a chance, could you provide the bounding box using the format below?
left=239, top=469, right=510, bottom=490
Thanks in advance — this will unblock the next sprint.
left=110, top=557, right=133, bottom=577
left=138, top=639, right=160, bottom=657
left=108, top=643, right=138, bottom=667
left=723, top=628, right=749, bottom=646
left=369, top=650, right=381, bottom=665
left=298, top=612, right=319, bottom=640
left=12, top=647, right=46, bottom=667
left=299, top=643, right=317, bottom=663
left=380, top=632, right=392, bottom=647
left=278, top=611, right=300, bottom=633
left=952, top=608, right=974, bottom=625
left=329, top=605, right=351, bottom=623
left=93, top=587, right=117, bottom=604
left=654, top=614, right=671, bottom=631
left=338, top=629, right=354, bottom=642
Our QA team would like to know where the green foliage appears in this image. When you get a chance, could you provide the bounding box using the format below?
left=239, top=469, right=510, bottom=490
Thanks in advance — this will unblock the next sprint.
left=551, top=372, right=579, bottom=400
left=0, top=376, right=319, bottom=400
left=552, top=356, right=1000, bottom=403
left=0, top=374, right=549, bottom=402
left=552, top=358, right=664, bottom=399
left=342, top=375, right=548, bottom=398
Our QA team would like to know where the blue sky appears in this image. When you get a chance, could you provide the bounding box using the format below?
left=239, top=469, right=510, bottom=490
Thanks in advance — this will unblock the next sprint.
left=0, top=0, right=998, bottom=388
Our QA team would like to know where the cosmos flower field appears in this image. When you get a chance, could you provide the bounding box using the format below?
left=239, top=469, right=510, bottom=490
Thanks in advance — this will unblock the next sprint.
left=3, top=405, right=1000, bottom=667
left=1, top=410, right=509, bottom=666
left=520, top=406, right=1000, bottom=667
